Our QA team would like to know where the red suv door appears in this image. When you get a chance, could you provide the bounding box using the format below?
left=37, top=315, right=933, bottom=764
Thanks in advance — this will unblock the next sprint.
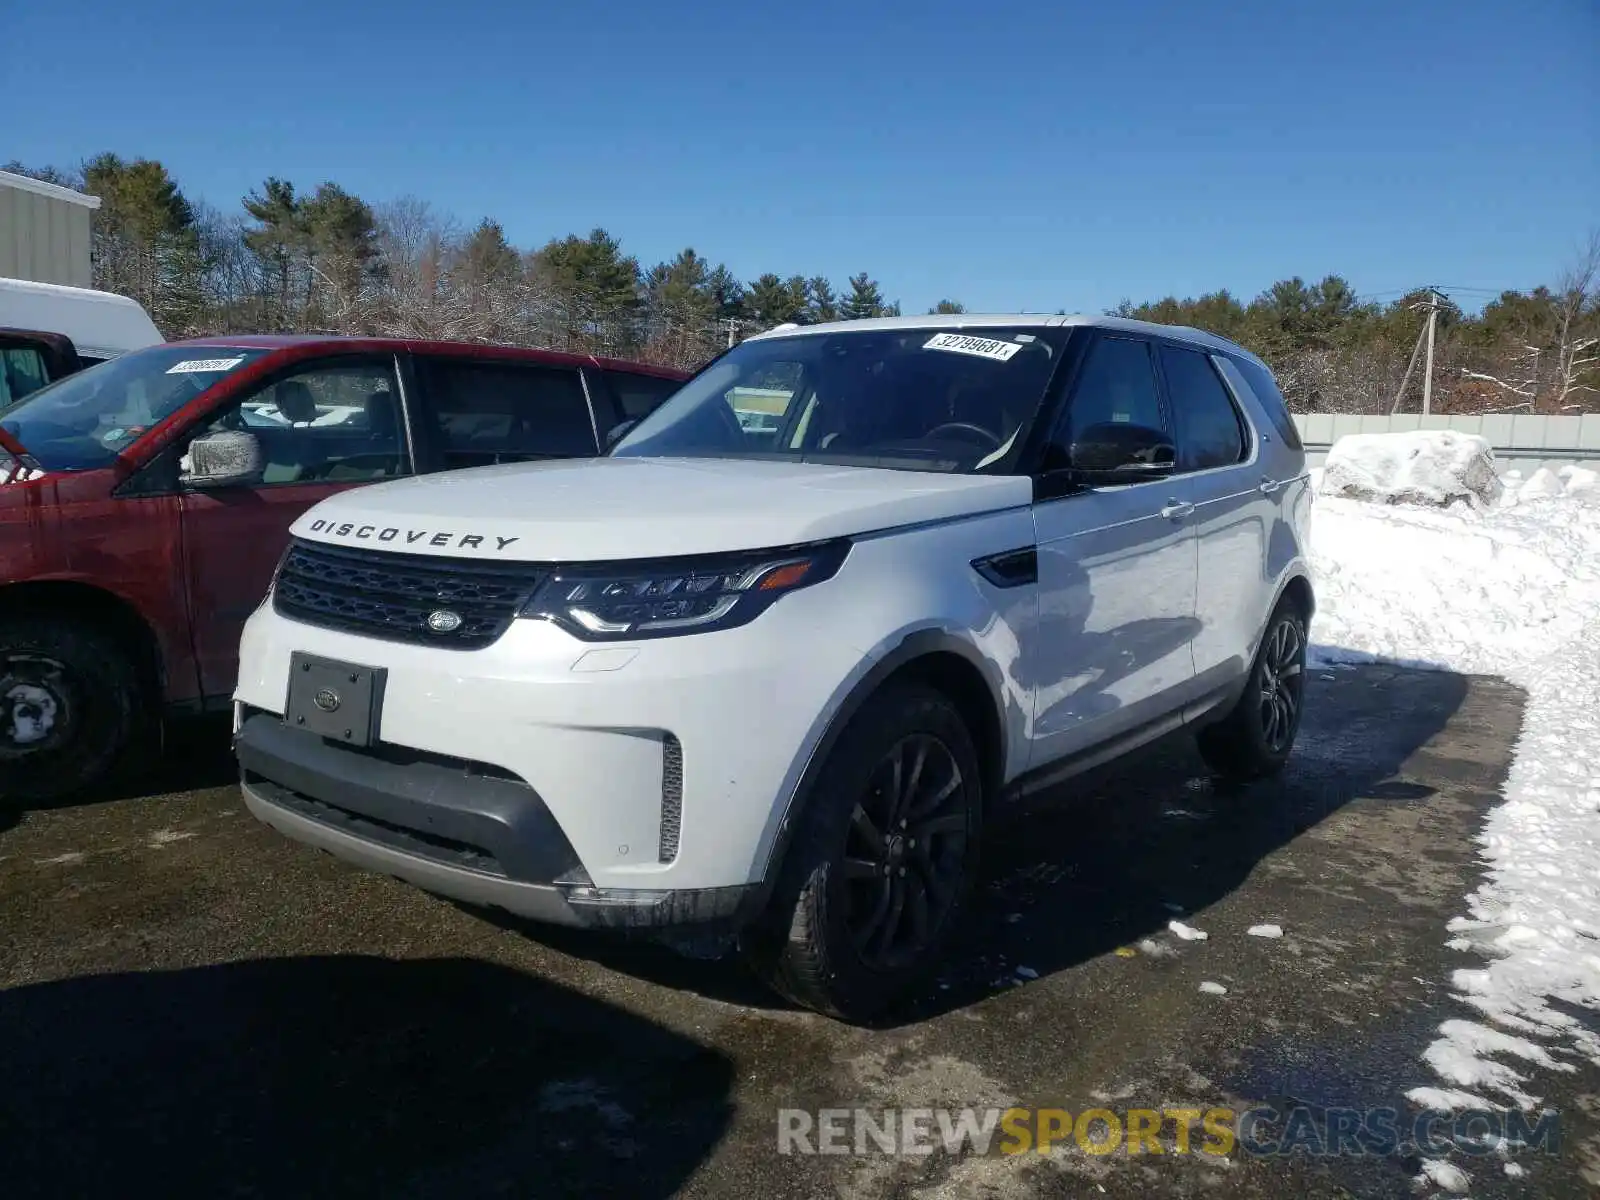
left=177, top=354, right=410, bottom=701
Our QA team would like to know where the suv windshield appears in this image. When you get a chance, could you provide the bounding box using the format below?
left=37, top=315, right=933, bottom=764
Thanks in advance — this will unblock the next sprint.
left=0, top=345, right=269, bottom=471
left=611, top=326, right=1069, bottom=473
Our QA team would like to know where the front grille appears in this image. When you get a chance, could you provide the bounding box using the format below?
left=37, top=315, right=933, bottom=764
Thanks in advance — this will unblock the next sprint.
left=274, top=538, right=547, bottom=650
left=659, top=733, right=683, bottom=863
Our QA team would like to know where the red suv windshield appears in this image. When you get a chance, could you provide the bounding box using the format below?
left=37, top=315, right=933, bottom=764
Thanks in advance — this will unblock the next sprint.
left=0, top=346, right=268, bottom=471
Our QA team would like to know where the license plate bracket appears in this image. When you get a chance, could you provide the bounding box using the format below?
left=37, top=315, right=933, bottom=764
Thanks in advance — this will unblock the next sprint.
left=284, top=653, right=385, bottom=747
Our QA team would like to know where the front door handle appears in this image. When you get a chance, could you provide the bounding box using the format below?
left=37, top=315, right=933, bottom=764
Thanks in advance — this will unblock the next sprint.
left=1159, top=500, right=1195, bottom=521
left=1259, top=476, right=1283, bottom=495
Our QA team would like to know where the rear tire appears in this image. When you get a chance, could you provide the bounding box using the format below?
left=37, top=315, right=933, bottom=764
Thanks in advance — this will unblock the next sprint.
left=0, top=615, right=149, bottom=803
left=1196, top=598, right=1308, bottom=781
left=741, top=683, right=982, bottom=1021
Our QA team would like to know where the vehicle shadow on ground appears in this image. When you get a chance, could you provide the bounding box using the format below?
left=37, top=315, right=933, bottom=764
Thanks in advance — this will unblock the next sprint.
left=0, top=955, right=735, bottom=1199
left=909, top=664, right=1472, bottom=1022
left=500, top=665, right=1473, bottom=1025
left=0, top=716, right=237, bottom=834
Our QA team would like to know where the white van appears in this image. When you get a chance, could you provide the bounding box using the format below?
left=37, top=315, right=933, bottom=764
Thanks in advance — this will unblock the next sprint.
left=0, top=276, right=164, bottom=405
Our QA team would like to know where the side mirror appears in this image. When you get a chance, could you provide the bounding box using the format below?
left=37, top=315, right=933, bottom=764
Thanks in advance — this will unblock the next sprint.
left=604, top=419, right=638, bottom=450
left=1067, top=421, right=1176, bottom=483
left=181, top=430, right=264, bottom=489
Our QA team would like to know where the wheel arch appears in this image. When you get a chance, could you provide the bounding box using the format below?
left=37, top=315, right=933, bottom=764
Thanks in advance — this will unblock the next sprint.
left=1275, top=568, right=1316, bottom=622
left=0, top=580, right=166, bottom=700
left=745, top=630, right=1009, bottom=914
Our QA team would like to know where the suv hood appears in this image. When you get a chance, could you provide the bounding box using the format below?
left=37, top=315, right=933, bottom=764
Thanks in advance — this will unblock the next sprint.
left=292, top=457, right=1033, bottom=562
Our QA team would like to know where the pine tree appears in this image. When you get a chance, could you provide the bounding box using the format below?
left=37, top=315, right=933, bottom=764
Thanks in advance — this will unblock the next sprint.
left=706, top=264, right=747, bottom=323
left=529, top=228, right=642, bottom=353
left=841, top=272, right=885, bottom=320
left=930, top=299, right=965, bottom=314
left=453, top=219, right=522, bottom=335
left=459, top=219, right=520, bottom=290
left=747, top=273, right=808, bottom=326
left=243, top=178, right=303, bottom=329
left=806, top=277, right=839, bottom=323
left=299, top=183, right=379, bottom=330
left=643, top=248, right=717, bottom=365
left=83, top=153, right=198, bottom=332
left=2, top=160, right=81, bottom=188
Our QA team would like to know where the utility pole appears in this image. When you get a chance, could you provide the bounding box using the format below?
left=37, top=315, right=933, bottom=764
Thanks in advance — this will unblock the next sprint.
left=1421, top=288, right=1441, bottom=417
left=1389, top=287, right=1446, bottom=415
left=1389, top=319, right=1428, bottom=415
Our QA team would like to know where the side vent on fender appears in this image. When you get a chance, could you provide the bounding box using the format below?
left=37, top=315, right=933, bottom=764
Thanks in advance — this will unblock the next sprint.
left=971, top=547, right=1038, bottom=589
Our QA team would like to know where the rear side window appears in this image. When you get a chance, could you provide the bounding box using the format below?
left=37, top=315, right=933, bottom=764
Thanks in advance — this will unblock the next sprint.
left=1225, top=355, right=1302, bottom=451
left=419, top=360, right=596, bottom=466
left=604, top=370, right=681, bottom=421
left=0, top=346, right=50, bottom=406
left=1159, top=346, right=1247, bottom=471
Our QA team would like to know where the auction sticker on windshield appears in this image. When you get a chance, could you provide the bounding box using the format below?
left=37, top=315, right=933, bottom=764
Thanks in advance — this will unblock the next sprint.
left=166, top=357, right=247, bottom=374
left=923, top=333, right=1022, bottom=362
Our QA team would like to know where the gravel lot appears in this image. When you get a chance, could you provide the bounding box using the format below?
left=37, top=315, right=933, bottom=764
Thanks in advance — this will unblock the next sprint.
left=2, top=666, right=1596, bottom=1198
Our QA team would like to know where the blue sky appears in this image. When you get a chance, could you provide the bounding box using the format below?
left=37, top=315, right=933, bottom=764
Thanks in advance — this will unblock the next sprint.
left=10, top=0, right=1597, bottom=315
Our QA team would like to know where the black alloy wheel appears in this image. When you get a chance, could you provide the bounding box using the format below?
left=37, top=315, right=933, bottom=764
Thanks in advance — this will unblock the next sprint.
left=842, top=732, right=969, bottom=971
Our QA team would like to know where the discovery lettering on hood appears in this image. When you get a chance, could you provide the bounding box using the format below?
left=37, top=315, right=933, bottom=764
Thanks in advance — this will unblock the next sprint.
left=306, top=518, right=520, bottom=552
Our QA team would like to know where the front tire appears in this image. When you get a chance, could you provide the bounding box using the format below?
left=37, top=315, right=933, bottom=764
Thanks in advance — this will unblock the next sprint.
left=1197, top=598, right=1308, bottom=781
left=742, top=683, right=982, bottom=1021
left=0, top=615, right=148, bottom=803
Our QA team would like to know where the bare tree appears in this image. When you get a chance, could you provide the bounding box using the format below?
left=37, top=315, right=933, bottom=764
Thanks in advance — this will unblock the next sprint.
left=1461, top=345, right=1539, bottom=410
left=1552, top=229, right=1600, bottom=410
left=370, top=197, right=464, bottom=338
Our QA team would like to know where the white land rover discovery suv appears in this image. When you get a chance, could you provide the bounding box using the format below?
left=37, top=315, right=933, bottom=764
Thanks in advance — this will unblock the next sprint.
left=234, top=315, right=1313, bottom=1019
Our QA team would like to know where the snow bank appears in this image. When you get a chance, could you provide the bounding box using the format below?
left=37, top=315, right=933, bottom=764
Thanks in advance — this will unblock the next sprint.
left=1514, top=466, right=1564, bottom=500
left=1560, top=464, right=1599, bottom=495
left=1308, top=487, right=1600, bottom=1141
left=1319, top=430, right=1501, bottom=509
left=1309, top=490, right=1600, bottom=674
left=1498, top=462, right=1600, bottom=508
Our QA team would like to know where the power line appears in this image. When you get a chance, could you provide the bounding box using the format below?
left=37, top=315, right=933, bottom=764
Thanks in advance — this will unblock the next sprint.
left=1357, top=284, right=1512, bottom=302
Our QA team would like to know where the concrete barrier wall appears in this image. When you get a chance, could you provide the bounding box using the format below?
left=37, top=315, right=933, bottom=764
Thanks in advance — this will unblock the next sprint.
left=1294, top=413, right=1600, bottom=475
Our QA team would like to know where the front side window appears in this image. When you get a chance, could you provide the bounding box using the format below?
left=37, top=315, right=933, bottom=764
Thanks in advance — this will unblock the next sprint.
left=0, top=345, right=268, bottom=471
left=1159, top=346, right=1247, bottom=471
left=613, top=327, right=1068, bottom=473
left=194, top=360, right=406, bottom=485
left=418, top=360, right=596, bottom=466
left=1045, top=336, right=1168, bottom=470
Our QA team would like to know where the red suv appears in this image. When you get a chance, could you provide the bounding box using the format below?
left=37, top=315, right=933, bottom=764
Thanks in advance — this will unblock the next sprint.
left=0, top=335, right=687, bottom=801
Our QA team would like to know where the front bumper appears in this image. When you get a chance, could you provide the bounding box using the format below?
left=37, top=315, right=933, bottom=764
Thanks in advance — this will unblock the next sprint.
left=236, top=713, right=755, bottom=929
left=233, top=583, right=873, bottom=899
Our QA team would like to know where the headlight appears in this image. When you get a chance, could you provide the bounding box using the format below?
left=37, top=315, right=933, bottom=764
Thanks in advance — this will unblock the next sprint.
left=521, top=540, right=849, bottom=640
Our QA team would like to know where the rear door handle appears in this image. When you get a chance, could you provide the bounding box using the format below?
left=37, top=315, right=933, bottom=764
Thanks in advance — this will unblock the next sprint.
left=1258, top=476, right=1283, bottom=495
left=1159, top=500, right=1195, bottom=521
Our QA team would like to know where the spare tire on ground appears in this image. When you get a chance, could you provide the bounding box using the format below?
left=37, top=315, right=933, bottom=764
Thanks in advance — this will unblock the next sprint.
left=1318, top=430, right=1502, bottom=509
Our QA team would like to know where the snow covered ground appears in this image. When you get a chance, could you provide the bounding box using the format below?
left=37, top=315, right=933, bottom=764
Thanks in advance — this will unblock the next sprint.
left=1306, top=457, right=1600, bottom=1176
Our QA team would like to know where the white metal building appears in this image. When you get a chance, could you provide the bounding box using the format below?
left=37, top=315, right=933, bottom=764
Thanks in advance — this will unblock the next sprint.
left=0, top=169, right=100, bottom=289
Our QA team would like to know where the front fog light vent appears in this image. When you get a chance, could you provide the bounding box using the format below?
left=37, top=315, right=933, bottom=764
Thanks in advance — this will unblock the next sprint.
left=659, top=733, right=683, bottom=863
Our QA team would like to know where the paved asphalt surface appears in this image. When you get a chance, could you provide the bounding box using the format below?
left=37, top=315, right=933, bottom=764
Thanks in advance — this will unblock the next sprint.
left=3, top=665, right=1598, bottom=1199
